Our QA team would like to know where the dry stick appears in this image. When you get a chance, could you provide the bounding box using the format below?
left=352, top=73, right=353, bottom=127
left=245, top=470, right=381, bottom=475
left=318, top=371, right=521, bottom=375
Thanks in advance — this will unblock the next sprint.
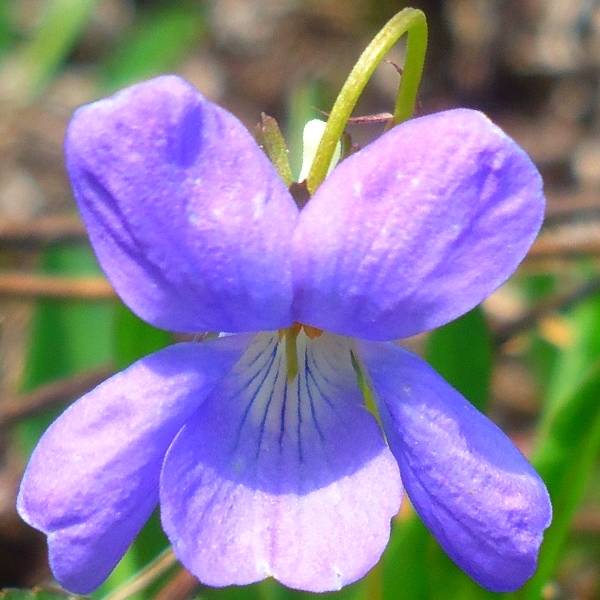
left=527, top=221, right=600, bottom=259
left=572, top=508, right=600, bottom=534
left=495, top=276, right=600, bottom=346
left=0, top=365, right=114, bottom=428
left=102, top=548, right=179, bottom=600
left=0, top=273, right=116, bottom=299
left=545, top=189, right=600, bottom=221
left=528, top=240, right=600, bottom=258
left=0, top=214, right=87, bottom=248
left=0, top=232, right=597, bottom=301
left=0, top=201, right=598, bottom=258
left=154, top=568, right=201, bottom=600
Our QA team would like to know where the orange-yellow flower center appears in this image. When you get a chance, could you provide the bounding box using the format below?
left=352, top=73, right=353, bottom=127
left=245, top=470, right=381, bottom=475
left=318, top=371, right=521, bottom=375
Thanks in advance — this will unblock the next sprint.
left=279, top=322, right=323, bottom=340
left=279, top=322, right=323, bottom=382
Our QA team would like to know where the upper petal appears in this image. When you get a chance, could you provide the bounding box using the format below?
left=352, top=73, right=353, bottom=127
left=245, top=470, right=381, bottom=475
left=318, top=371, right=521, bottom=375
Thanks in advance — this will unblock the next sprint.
left=160, top=331, right=402, bottom=591
left=17, top=336, right=252, bottom=594
left=356, top=340, right=551, bottom=592
left=66, top=76, right=298, bottom=334
left=293, top=109, right=544, bottom=340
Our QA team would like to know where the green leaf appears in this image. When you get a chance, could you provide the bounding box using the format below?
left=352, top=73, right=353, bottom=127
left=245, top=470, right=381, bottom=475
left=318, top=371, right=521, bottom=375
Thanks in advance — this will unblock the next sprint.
left=382, top=511, right=504, bottom=600
left=21, top=246, right=113, bottom=389
left=516, top=358, right=600, bottom=600
left=1, top=0, right=96, bottom=102
left=506, top=287, right=600, bottom=599
left=382, top=516, right=432, bottom=600
left=542, top=288, right=600, bottom=410
left=114, top=302, right=172, bottom=370
left=425, top=306, right=493, bottom=412
left=0, top=1, right=16, bottom=53
left=101, top=4, right=206, bottom=90
left=16, top=244, right=114, bottom=457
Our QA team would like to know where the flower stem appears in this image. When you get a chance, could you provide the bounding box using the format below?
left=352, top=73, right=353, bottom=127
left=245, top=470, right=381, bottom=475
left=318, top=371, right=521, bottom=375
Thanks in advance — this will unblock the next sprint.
left=306, top=8, right=428, bottom=195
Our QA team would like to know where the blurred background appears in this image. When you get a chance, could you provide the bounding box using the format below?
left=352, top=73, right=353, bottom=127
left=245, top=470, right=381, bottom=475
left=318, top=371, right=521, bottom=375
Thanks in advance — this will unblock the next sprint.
left=0, top=0, right=599, bottom=599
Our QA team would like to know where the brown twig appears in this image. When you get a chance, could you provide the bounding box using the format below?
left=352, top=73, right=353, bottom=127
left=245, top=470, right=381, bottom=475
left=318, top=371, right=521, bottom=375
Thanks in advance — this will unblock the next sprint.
left=572, top=507, right=600, bottom=534
left=545, top=189, right=600, bottom=223
left=527, top=221, right=600, bottom=259
left=103, top=548, right=178, bottom=600
left=0, top=272, right=116, bottom=299
left=495, top=276, right=600, bottom=346
left=0, top=365, right=114, bottom=428
left=0, top=215, right=88, bottom=248
left=313, top=106, right=394, bottom=124
left=154, top=568, right=201, bottom=600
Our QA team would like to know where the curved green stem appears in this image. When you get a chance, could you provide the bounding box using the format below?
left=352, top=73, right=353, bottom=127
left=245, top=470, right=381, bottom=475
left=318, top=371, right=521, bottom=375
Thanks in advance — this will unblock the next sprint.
left=391, top=11, right=428, bottom=126
left=306, top=8, right=427, bottom=194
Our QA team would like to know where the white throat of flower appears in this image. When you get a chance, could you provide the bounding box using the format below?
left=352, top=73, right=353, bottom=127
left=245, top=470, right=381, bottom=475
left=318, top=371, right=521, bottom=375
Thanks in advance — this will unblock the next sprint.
left=218, top=329, right=360, bottom=460
left=298, top=119, right=342, bottom=183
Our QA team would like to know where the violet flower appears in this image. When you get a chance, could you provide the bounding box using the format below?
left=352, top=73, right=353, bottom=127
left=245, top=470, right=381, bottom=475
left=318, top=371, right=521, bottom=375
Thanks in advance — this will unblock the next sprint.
left=18, top=76, right=551, bottom=595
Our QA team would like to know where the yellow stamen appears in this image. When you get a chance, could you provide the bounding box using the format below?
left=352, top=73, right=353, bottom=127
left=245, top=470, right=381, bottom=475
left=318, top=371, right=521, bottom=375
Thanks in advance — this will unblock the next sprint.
left=303, top=325, right=323, bottom=339
left=285, top=325, right=300, bottom=382
left=351, top=350, right=384, bottom=431
left=281, top=323, right=323, bottom=381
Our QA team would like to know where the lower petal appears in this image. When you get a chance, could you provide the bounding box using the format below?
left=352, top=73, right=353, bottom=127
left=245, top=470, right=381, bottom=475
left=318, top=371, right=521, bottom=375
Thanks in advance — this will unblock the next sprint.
left=356, top=340, right=552, bottom=592
left=17, top=335, right=252, bottom=594
left=160, top=331, right=402, bottom=592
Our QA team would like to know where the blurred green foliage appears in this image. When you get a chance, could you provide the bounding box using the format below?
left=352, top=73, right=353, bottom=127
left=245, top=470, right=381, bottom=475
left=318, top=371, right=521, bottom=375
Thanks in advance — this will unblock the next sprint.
left=1, top=1, right=598, bottom=599
left=100, top=3, right=207, bottom=91
left=0, top=589, right=75, bottom=600
left=17, top=245, right=113, bottom=456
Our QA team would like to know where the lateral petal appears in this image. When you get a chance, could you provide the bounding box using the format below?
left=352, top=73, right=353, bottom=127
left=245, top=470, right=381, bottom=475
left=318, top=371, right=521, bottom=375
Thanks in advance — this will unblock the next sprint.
left=17, top=336, right=252, bottom=594
left=160, top=331, right=402, bottom=591
left=357, top=340, right=552, bottom=592
left=293, top=109, right=544, bottom=340
left=66, top=76, right=297, bottom=334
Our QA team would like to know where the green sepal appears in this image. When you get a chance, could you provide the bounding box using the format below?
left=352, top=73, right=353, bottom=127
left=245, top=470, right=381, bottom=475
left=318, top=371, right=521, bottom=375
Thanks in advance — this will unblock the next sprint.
left=255, top=114, right=294, bottom=187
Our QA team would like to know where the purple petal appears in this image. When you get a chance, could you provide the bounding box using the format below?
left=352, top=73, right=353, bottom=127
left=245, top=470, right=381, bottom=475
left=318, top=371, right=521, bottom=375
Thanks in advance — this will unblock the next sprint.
left=293, top=109, right=544, bottom=340
left=17, top=336, right=253, bottom=594
left=160, top=331, right=402, bottom=591
left=356, top=340, right=551, bottom=592
left=66, top=76, right=297, bottom=334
